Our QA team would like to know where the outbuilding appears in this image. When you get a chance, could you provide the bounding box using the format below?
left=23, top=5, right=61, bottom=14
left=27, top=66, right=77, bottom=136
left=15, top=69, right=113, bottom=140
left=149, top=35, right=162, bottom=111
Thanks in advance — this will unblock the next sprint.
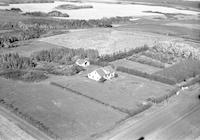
left=76, top=59, right=90, bottom=67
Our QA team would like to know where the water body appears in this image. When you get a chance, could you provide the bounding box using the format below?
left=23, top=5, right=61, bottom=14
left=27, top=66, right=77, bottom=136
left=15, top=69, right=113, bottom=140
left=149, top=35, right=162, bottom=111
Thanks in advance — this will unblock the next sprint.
left=0, top=1, right=199, bottom=19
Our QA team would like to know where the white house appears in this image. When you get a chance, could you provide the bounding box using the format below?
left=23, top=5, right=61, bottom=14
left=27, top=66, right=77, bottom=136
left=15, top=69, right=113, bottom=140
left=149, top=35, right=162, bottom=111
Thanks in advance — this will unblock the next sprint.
left=75, top=59, right=90, bottom=67
left=103, top=66, right=116, bottom=80
left=88, top=68, right=106, bottom=81
left=88, top=66, right=116, bottom=81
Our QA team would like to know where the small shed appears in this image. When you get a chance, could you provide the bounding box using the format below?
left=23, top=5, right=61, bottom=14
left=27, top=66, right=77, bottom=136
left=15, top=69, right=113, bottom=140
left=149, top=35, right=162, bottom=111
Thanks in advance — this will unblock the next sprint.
left=76, top=59, right=90, bottom=67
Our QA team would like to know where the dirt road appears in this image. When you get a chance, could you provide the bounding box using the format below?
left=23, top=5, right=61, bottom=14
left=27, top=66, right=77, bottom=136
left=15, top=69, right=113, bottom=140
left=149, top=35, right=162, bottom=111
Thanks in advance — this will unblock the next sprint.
left=99, top=85, right=200, bottom=140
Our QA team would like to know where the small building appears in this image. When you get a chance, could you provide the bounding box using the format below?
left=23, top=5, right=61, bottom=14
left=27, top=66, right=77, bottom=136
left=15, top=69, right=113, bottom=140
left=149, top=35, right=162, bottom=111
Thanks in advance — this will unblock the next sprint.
left=88, top=66, right=116, bottom=81
left=76, top=59, right=90, bottom=67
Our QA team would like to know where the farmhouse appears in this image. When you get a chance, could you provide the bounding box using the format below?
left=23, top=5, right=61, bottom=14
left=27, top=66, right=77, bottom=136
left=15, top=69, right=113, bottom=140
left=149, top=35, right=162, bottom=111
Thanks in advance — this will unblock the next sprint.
left=88, top=66, right=116, bottom=81
left=76, top=59, right=90, bottom=67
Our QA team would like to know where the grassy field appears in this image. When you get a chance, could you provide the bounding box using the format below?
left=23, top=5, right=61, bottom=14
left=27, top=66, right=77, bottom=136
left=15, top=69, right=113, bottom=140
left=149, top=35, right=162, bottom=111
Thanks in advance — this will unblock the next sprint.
left=39, top=28, right=180, bottom=55
left=111, top=59, right=162, bottom=74
left=0, top=112, right=37, bottom=140
left=0, top=77, right=126, bottom=140
left=51, top=69, right=174, bottom=115
left=0, top=40, right=64, bottom=56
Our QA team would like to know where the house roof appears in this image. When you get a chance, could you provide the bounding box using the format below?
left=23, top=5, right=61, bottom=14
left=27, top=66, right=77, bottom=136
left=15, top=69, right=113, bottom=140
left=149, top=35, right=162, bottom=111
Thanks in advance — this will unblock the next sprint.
left=76, top=59, right=88, bottom=65
left=95, top=68, right=106, bottom=77
left=103, top=65, right=115, bottom=73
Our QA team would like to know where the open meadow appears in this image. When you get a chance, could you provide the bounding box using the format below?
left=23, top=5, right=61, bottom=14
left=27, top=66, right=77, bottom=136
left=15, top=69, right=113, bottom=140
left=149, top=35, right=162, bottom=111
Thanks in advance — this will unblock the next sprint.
left=51, top=69, right=174, bottom=115
left=39, top=28, right=182, bottom=55
left=0, top=77, right=126, bottom=140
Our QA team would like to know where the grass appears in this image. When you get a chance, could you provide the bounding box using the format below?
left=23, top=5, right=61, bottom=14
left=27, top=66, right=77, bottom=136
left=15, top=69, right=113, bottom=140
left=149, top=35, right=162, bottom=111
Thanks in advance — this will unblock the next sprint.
left=51, top=71, right=173, bottom=113
left=39, top=28, right=171, bottom=55
left=0, top=77, right=125, bottom=139
left=154, top=59, right=200, bottom=83
left=0, top=70, right=48, bottom=82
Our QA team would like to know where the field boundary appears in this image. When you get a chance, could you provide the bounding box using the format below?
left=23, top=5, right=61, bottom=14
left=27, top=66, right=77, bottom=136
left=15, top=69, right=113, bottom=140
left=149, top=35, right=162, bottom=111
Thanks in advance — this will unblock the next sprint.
left=50, top=82, right=131, bottom=115
left=0, top=98, right=57, bottom=140
left=116, top=66, right=176, bottom=85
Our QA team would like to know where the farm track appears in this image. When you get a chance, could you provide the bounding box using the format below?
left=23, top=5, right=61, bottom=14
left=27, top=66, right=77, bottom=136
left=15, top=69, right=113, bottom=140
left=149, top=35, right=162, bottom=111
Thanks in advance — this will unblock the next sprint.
left=0, top=105, right=54, bottom=140
left=50, top=82, right=131, bottom=115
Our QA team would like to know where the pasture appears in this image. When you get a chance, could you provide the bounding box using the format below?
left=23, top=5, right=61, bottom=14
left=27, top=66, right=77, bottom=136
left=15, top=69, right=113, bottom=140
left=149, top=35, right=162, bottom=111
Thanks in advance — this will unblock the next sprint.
left=52, top=71, right=174, bottom=114
left=111, top=59, right=162, bottom=74
left=39, top=28, right=179, bottom=55
left=0, top=40, right=64, bottom=57
left=0, top=77, right=125, bottom=140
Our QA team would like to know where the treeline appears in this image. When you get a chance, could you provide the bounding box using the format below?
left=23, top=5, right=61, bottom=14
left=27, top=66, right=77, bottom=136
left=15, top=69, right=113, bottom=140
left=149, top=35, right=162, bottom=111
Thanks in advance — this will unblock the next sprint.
left=8, top=0, right=54, bottom=4
left=31, top=48, right=99, bottom=64
left=0, top=22, right=46, bottom=48
left=22, top=11, right=69, bottom=17
left=0, top=53, right=36, bottom=69
left=0, top=16, right=131, bottom=31
left=154, top=59, right=200, bottom=83
left=99, top=45, right=149, bottom=62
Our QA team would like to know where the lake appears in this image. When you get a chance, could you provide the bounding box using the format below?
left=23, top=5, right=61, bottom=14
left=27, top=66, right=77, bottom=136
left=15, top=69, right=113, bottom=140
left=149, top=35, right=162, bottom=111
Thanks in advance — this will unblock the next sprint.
left=0, top=1, right=199, bottom=20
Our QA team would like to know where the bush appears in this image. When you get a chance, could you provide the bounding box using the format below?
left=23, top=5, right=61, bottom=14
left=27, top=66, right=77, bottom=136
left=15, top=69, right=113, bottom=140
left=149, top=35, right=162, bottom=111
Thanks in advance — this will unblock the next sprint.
left=31, top=48, right=99, bottom=64
left=0, top=70, right=48, bottom=82
left=0, top=53, right=36, bottom=70
left=35, top=62, right=84, bottom=76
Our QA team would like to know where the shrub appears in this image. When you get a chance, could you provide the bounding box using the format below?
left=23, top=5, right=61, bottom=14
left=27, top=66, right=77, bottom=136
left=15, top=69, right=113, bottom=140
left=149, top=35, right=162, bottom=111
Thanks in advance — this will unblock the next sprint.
left=0, top=53, right=36, bottom=70
left=31, top=48, right=99, bottom=64
left=35, top=62, right=84, bottom=76
left=0, top=70, right=48, bottom=82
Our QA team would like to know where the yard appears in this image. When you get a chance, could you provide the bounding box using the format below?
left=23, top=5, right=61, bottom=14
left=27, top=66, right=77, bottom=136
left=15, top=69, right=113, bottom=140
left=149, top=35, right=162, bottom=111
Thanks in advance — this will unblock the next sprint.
left=51, top=70, right=174, bottom=115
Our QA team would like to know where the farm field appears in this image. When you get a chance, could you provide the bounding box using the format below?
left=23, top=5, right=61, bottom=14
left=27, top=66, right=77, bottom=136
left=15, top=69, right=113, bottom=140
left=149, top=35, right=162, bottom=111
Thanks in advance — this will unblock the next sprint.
left=39, top=28, right=182, bottom=55
left=111, top=59, right=162, bottom=74
left=105, top=84, right=200, bottom=140
left=0, top=40, right=64, bottom=56
left=0, top=77, right=126, bottom=140
left=52, top=70, right=174, bottom=114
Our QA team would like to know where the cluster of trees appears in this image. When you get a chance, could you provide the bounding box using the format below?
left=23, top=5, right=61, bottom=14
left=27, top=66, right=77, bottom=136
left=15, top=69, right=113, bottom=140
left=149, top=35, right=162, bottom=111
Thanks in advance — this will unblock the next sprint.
left=0, top=53, right=36, bottom=69
left=0, top=23, right=46, bottom=48
left=31, top=48, right=99, bottom=64
left=8, top=0, right=54, bottom=4
left=23, top=11, right=69, bottom=17
left=5, top=8, right=22, bottom=12
left=0, top=97, right=59, bottom=139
